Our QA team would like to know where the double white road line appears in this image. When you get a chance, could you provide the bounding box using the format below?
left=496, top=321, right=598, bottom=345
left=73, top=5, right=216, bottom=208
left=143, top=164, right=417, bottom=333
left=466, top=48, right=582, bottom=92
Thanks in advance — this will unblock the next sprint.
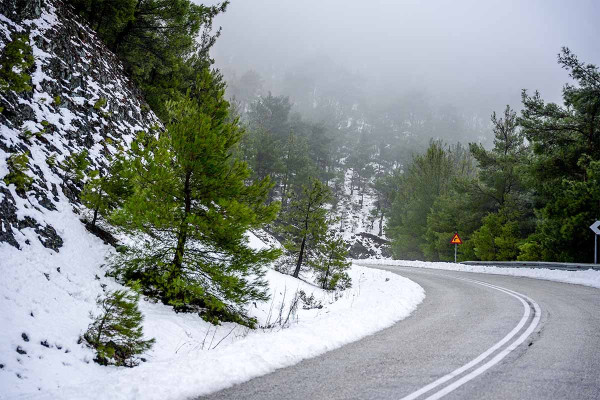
left=400, top=275, right=541, bottom=400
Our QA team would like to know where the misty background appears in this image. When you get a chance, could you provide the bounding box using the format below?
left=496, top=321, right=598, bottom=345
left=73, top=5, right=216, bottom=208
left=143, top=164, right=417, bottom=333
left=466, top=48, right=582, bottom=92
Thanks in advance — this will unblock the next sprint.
left=204, top=0, right=599, bottom=146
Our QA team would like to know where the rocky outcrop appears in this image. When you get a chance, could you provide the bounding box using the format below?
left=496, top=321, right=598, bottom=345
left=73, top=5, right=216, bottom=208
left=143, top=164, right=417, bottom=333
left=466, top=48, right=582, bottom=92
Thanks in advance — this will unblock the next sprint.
left=0, top=0, right=159, bottom=252
left=347, top=231, right=391, bottom=259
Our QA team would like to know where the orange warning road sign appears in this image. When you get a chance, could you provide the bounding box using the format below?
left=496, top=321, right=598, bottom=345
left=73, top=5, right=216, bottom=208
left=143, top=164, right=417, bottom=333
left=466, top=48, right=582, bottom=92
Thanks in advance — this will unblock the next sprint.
left=450, top=233, right=463, bottom=245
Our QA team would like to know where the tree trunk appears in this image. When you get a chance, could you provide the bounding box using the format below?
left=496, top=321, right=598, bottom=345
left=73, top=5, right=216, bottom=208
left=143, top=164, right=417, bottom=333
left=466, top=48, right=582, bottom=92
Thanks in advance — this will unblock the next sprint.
left=92, top=206, right=98, bottom=227
left=378, top=212, right=384, bottom=236
left=322, top=265, right=330, bottom=289
left=293, top=235, right=306, bottom=278
left=172, top=171, right=192, bottom=273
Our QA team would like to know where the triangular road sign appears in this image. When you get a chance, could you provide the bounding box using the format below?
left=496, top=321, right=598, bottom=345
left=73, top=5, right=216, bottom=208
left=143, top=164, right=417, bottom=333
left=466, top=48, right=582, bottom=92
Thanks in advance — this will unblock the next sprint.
left=450, top=233, right=463, bottom=245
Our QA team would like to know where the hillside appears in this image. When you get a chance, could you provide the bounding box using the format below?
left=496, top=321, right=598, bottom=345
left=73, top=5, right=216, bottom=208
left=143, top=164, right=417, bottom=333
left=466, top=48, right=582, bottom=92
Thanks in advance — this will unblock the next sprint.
left=0, top=2, right=421, bottom=398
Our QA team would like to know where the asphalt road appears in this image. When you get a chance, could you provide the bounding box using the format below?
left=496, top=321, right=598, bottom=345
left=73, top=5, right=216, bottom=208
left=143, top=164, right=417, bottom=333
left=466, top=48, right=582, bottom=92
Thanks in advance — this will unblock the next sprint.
left=199, top=266, right=600, bottom=400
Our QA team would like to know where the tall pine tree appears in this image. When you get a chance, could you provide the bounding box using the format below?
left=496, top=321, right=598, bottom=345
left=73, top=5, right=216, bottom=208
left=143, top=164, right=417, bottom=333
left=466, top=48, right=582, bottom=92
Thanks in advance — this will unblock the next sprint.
left=111, top=68, right=280, bottom=326
left=279, top=179, right=331, bottom=278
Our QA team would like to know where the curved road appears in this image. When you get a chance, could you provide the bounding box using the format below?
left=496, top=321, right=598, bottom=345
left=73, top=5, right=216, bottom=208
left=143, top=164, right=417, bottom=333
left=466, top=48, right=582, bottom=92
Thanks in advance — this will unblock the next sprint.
left=199, top=266, right=600, bottom=399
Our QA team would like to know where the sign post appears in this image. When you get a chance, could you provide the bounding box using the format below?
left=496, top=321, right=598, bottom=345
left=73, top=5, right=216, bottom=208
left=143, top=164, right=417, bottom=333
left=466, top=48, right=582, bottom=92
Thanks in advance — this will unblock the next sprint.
left=450, top=233, right=463, bottom=263
left=590, top=221, right=600, bottom=264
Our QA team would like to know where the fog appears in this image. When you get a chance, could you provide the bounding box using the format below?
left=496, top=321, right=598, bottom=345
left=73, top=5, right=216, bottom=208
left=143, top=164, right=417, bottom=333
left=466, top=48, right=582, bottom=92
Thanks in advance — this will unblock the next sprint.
left=206, top=0, right=600, bottom=132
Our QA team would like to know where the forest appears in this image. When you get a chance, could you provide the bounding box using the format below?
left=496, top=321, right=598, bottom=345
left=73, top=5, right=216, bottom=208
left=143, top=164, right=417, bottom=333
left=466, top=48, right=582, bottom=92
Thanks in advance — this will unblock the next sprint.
left=62, top=0, right=600, bottom=331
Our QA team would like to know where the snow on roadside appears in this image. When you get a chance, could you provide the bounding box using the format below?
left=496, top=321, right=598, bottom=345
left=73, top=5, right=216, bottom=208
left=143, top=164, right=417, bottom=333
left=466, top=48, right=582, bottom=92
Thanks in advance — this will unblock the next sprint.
left=0, top=200, right=424, bottom=400
left=357, top=259, right=600, bottom=289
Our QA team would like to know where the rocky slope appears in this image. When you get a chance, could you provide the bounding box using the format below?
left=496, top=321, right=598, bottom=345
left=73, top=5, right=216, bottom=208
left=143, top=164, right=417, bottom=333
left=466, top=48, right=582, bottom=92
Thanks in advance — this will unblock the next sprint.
left=0, top=0, right=158, bottom=252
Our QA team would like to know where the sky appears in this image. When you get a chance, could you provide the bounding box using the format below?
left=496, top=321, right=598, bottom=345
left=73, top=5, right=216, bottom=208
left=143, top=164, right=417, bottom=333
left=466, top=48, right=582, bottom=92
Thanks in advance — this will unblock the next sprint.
left=206, top=0, right=600, bottom=117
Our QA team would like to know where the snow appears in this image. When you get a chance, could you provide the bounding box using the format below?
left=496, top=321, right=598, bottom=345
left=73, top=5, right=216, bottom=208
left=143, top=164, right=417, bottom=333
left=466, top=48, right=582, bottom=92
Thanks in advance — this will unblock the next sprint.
left=0, top=3, right=426, bottom=398
left=357, top=259, right=600, bottom=289
left=0, top=208, right=424, bottom=399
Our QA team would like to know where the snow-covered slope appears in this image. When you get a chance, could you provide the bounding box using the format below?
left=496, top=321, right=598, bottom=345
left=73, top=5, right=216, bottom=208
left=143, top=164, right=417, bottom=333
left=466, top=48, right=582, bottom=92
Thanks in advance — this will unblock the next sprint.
left=335, top=167, right=391, bottom=259
left=0, top=2, right=424, bottom=399
left=0, top=0, right=158, bottom=253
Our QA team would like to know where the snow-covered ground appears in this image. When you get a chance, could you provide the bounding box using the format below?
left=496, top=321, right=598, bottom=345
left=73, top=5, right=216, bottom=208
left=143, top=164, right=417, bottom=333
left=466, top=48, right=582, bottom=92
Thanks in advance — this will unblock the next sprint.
left=0, top=191, right=424, bottom=400
left=357, top=259, right=600, bottom=289
left=0, top=3, right=426, bottom=399
left=334, top=167, right=390, bottom=259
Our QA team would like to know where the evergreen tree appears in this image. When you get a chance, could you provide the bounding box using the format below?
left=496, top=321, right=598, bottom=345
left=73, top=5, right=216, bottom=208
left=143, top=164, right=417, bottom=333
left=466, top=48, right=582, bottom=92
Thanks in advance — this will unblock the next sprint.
left=469, top=106, right=530, bottom=212
left=71, top=0, right=228, bottom=120
left=387, top=141, right=455, bottom=259
left=0, top=34, right=34, bottom=94
left=247, top=93, right=292, bottom=140
left=279, top=179, right=331, bottom=278
left=309, top=232, right=351, bottom=290
left=61, top=149, right=90, bottom=186
left=83, top=288, right=155, bottom=367
left=280, top=132, right=312, bottom=208
left=110, top=69, right=280, bottom=326
left=3, top=152, right=33, bottom=195
left=422, top=177, right=484, bottom=261
left=371, top=173, right=396, bottom=237
left=518, top=48, right=600, bottom=261
left=81, top=153, right=133, bottom=227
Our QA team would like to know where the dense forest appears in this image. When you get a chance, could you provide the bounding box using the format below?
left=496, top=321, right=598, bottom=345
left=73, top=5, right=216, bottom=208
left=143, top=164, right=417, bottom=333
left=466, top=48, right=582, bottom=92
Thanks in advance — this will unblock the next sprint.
left=61, top=0, right=600, bottom=331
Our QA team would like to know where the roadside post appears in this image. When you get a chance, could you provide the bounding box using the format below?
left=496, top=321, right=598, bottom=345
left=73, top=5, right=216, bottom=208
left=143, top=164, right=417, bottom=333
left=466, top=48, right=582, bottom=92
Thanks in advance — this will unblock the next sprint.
left=450, top=233, right=463, bottom=263
left=590, top=221, right=600, bottom=264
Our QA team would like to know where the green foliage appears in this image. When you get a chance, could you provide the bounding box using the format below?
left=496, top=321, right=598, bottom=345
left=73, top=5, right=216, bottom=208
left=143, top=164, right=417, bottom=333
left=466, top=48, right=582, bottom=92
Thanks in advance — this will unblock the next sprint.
left=109, top=69, right=280, bottom=326
left=278, top=178, right=332, bottom=278
left=0, top=34, right=34, bottom=93
left=3, top=152, right=33, bottom=194
left=61, top=149, right=90, bottom=185
left=81, top=153, right=133, bottom=227
left=71, top=0, right=228, bottom=120
left=309, top=232, right=351, bottom=290
left=20, top=129, right=33, bottom=140
left=422, top=178, right=485, bottom=261
left=53, top=95, right=61, bottom=106
left=93, top=97, right=107, bottom=110
left=46, top=153, right=57, bottom=168
left=83, top=288, right=154, bottom=367
left=471, top=212, right=521, bottom=261
left=518, top=48, right=600, bottom=262
left=387, top=141, right=468, bottom=260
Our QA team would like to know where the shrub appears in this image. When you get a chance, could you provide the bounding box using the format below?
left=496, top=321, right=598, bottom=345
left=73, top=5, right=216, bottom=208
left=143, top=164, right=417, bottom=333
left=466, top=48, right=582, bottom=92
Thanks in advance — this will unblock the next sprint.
left=46, top=153, right=57, bottom=168
left=0, top=34, right=34, bottom=93
left=83, top=288, right=154, bottom=367
left=60, top=149, right=90, bottom=185
left=93, top=97, right=107, bottom=110
left=3, top=153, right=33, bottom=193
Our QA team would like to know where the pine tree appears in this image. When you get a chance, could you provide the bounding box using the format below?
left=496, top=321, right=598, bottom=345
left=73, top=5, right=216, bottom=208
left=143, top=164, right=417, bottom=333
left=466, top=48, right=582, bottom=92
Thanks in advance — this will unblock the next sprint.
left=110, top=68, right=280, bottom=326
left=3, top=152, right=33, bottom=195
left=518, top=48, right=600, bottom=261
left=81, top=153, right=132, bottom=227
left=61, top=149, right=90, bottom=186
left=309, top=232, right=351, bottom=290
left=279, top=179, right=331, bottom=278
left=83, top=288, right=155, bottom=367
left=0, top=34, right=34, bottom=94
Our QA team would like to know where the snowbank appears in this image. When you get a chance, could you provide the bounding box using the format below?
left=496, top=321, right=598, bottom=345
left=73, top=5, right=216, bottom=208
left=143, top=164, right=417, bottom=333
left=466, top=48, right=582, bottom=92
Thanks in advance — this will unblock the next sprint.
left=357, top=259, right=600, bottom=289
left=0, top=198, right=424, bottom=400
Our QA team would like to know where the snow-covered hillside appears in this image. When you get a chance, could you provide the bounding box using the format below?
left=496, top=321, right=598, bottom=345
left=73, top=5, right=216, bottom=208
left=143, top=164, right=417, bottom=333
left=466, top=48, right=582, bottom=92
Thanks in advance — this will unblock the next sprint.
left=335, top=167, right=391, bottom=259
left=0, top=2, right=423, bottom=399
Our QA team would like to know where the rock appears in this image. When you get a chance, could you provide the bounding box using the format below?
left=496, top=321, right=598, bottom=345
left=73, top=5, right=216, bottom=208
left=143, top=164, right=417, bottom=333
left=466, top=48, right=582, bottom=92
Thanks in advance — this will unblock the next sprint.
left=0, top=187, right=20, bottom=249
left=36, top=224, right=63, bottom=252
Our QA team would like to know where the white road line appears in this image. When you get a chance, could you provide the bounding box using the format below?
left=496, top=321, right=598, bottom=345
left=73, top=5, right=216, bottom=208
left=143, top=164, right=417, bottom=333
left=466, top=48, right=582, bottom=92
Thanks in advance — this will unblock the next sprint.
left=399, top=274, right=541, bottom=400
